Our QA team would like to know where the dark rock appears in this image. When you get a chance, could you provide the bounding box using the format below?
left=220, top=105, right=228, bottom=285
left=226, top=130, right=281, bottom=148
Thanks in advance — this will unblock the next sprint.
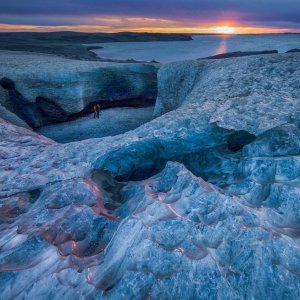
left=286, top=48, right=300, bottom=53
left=205, top=50, right=278, bottom=60
left=85, top=46, right=104, bottom=51
left=0, top=77, right=15, bottom=90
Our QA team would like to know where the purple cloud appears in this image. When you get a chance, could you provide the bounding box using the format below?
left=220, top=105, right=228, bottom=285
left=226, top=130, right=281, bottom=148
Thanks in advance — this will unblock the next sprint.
left=0, top=0, right=300, bottom=29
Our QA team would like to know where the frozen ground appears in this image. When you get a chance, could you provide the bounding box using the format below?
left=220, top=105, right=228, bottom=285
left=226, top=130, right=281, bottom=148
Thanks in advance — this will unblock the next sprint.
left=1, top=53, right=300, bottom=299
left=36, top=106, right=155, bottom=143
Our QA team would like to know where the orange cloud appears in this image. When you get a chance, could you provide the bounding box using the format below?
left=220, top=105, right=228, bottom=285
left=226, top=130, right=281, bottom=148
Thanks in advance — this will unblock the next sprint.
left=0, top=16, right=297, bottom=34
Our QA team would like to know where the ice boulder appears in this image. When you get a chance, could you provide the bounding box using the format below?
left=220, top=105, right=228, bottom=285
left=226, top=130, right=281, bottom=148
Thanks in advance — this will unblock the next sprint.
left=155, top=53, right=300, bottom=135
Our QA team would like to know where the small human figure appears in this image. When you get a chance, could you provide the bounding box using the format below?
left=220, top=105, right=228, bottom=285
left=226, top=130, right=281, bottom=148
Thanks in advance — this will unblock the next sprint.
left=96, top=104, right=101, bottom=119
left=93, top=104, right=97, bottom=119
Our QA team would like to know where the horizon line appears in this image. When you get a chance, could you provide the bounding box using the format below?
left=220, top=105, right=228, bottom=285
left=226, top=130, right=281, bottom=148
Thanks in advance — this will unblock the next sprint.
left=0, top=30, right=298, bottom=35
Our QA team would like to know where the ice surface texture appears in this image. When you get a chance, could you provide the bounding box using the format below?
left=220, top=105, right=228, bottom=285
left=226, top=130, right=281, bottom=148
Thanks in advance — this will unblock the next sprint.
left=0, top=51, right=158, bottom=127
left=0, top=53, right=300, bottom=299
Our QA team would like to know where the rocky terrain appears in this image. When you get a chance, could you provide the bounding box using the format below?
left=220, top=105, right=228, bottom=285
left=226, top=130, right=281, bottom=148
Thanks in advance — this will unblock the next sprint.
left=0, top=51, right=158, bottom=128
left=0, top=52, right=300, bottom=299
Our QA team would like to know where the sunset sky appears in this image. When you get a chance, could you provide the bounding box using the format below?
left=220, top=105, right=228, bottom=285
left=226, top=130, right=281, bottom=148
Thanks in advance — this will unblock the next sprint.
left=1, top=0, right=300, bottom=34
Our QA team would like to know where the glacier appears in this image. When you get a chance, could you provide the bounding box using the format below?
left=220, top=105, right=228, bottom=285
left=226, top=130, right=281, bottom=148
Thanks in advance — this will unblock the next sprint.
left=0, top=52, right=300, bottom=299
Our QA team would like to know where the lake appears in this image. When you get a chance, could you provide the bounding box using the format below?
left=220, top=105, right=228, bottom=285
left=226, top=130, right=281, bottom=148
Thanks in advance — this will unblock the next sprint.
left=89, top=34, right=300, bottom=63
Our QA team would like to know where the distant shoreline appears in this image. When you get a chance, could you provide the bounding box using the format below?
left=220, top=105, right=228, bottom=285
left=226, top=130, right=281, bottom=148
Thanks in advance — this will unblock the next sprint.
left=0, top=31, right=192, bottom=61
left=0, top=31, right=299, bottom=62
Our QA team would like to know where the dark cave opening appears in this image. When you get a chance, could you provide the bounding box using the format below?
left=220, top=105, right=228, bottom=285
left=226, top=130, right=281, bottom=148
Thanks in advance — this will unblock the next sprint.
left=36, top=96, right=69, bottom=123
left=227, top=130, right=256, bottom=152
left=96, top=130, right=257, bottom=190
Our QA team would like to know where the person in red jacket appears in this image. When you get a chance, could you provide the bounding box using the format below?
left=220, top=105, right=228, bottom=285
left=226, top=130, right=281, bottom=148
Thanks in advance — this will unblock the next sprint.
left=93, top=104, right=97, bottom=119
left=96, top=104, right=101, bottom=119
left=93, top=104, right=101, bottom=119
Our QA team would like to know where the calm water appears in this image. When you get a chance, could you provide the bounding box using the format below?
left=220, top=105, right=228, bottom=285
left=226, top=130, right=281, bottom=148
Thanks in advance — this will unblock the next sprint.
left=90, top=34, right=300, bottom=63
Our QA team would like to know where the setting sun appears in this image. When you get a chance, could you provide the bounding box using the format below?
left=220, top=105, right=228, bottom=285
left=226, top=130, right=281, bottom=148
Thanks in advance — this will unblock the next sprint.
left=213, top=26, right=237, bottom=34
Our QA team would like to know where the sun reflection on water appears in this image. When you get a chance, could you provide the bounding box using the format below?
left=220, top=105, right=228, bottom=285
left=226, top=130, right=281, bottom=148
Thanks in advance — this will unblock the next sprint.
left=215, top=35, right=229, bottom=55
